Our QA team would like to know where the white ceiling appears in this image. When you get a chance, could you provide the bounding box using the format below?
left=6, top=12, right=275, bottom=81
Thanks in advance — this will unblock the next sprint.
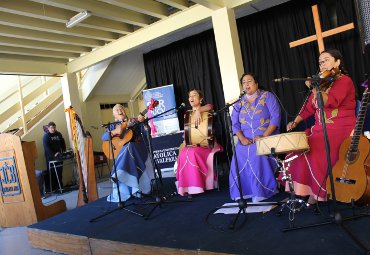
left=0, top=0, right=291, bottom=97
left=93, top=49, right=146, bottom=95
left=93, top=0, right=291, bottom=97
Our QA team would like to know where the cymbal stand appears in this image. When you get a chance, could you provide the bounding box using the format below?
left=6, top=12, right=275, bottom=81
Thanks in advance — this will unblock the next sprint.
left=274, top=151, right=305, bottom=227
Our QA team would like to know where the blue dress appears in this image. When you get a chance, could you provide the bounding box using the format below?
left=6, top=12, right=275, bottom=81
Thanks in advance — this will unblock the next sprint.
left=102, top=122, right=153, bottom=202
left=229, top=90, right=281, bottom=202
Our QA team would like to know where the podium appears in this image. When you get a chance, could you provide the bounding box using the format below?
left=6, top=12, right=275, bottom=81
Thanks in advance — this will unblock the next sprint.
left=0, top=134, right=66, bottom=227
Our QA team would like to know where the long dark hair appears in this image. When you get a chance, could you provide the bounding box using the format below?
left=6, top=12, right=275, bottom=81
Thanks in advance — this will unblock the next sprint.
left=239, top=72, right=267, bottom=91
left=188, top=89, right=204, bottom=105
left=320, top=49, right=349, bottom=75
left=321, top=49, right=359, bottom=98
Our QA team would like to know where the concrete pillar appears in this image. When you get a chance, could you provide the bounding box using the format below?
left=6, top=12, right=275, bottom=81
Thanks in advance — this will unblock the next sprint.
left=212, top=7, right=244, bottom=103
left=61, top=73, right=81, bottom=146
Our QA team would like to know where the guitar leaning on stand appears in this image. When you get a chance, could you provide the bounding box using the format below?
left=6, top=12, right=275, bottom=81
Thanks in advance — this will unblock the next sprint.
left=326, top=88, right=370, bottom=205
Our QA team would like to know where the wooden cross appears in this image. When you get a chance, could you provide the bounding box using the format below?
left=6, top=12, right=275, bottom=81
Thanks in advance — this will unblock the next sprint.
left=289, top=5, right=354, bottom=53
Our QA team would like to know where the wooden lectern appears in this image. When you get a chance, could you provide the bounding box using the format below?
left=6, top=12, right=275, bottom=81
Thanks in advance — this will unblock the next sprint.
left=0, top=133, right=66, bottom=227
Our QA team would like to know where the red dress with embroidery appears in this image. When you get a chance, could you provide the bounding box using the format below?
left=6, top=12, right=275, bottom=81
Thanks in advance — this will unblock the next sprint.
left=286, top=75, right=356, bottom=200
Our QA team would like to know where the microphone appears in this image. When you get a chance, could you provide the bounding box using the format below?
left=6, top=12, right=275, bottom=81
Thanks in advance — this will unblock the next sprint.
left=240, top=90, right=246, bottom=97
left=176, top=103, right=186, bottom=111
left=272, top=77, right=288, bottom=83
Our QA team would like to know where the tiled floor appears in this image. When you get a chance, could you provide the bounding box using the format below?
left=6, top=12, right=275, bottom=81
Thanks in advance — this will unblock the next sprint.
left=0, top=179, right=113, bottom=255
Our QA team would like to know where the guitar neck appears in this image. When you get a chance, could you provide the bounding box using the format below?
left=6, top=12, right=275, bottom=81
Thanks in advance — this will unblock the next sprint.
left=349, top=89, right=369, bottom=153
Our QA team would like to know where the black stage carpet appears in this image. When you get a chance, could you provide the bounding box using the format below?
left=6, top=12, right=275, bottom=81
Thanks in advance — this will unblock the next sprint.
left=29, top=178, right=370, bottom=255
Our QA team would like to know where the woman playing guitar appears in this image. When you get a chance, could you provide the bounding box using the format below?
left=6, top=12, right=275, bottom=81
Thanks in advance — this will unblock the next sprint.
left=101, top=104, right=153, bottom=202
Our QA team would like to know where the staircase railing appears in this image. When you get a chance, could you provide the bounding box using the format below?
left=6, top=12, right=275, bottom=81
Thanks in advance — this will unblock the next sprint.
left=0, top=76, right=63, bottom=136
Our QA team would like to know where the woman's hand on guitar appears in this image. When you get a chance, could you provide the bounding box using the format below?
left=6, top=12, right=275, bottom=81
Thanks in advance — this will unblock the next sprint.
left=111, top=125, right=121, bottom=136
left=137, top=115, right=145, bottom=123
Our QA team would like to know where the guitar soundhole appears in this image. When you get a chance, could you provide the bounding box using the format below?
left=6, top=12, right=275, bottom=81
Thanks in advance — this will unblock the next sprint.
left=347, top=150, right=359, bottom=164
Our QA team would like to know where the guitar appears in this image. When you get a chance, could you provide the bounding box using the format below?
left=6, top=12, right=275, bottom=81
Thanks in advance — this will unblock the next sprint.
left=326, top=88, right=369, bottom=205
left=102, top=100, right=159, bottom=160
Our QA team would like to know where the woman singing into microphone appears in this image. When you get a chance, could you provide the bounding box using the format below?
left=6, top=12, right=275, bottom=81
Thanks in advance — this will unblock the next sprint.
left=229, top=73, right=281, bottom=202
left=285, top=49, right=356, bottom=208
left=176, top=89, right=222, bottom=197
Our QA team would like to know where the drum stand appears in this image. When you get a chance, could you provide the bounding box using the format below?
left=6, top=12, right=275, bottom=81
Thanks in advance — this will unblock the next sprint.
left=280, top=76, right=370, bottom=253
left=273, top=152, right=305, bottom=227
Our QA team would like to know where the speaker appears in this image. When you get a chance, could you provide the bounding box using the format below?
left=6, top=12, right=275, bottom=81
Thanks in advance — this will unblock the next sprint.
left=354, top=0, right=370, bottom=53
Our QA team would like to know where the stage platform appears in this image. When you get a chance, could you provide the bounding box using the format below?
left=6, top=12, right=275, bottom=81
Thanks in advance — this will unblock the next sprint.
left=28, top=180, right=370, bottom=255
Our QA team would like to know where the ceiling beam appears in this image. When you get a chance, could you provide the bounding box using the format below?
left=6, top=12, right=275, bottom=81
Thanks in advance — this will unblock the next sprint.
left=99, top=0, right=169, bottom=19
left=223, top=0, right=254, bottom=8
left=0, top=11, right=118, bottom=41
left=0, top=55, right=67, bottom=75
left=191, top=0, right=225, bottom=10
left=0, top=24, right=105, bottom=47
left=0, top=0, right=133, bottom=34
left=156, top=0, right=189, bottom=10
left=31, top=0, right=151, bottom=27
left=67, top=5, right=212, bottom=73
left=0, top=45, right=79, bottom=59
left=0, top=36, right=91, bottom=53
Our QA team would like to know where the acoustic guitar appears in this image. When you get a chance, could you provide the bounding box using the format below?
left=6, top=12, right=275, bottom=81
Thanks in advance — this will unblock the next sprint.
left=326, top=88, right=370, bottom=205
left=102, top=100, right=159, bottom=160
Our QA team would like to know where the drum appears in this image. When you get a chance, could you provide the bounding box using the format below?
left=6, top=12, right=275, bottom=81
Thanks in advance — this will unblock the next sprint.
left=184, top=110, right=214, bottom=148
left=255, top=132, right=309, bottom=155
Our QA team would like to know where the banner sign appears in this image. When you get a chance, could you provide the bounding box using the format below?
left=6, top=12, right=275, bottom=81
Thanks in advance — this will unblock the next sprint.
left=152, top=132, right=183, bottom=172
left=143, top=85, right=180, bottom=136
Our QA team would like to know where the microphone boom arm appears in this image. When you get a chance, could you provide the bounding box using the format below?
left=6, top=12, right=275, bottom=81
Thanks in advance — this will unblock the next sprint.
left=274, top=77, right=335, bottom=83
left=214, top=92, right=245, bottom=116
left=145, top=104, right=184, bottom=123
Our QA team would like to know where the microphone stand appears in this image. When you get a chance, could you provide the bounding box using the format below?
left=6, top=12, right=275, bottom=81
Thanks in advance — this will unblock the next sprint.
left=90, top=122, right=144, bottom=222
left=280, top=77, right=370, bottom=253
left=206, top=94, right=279, bottom=230
left=139, top=105, right=192, bottom=219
